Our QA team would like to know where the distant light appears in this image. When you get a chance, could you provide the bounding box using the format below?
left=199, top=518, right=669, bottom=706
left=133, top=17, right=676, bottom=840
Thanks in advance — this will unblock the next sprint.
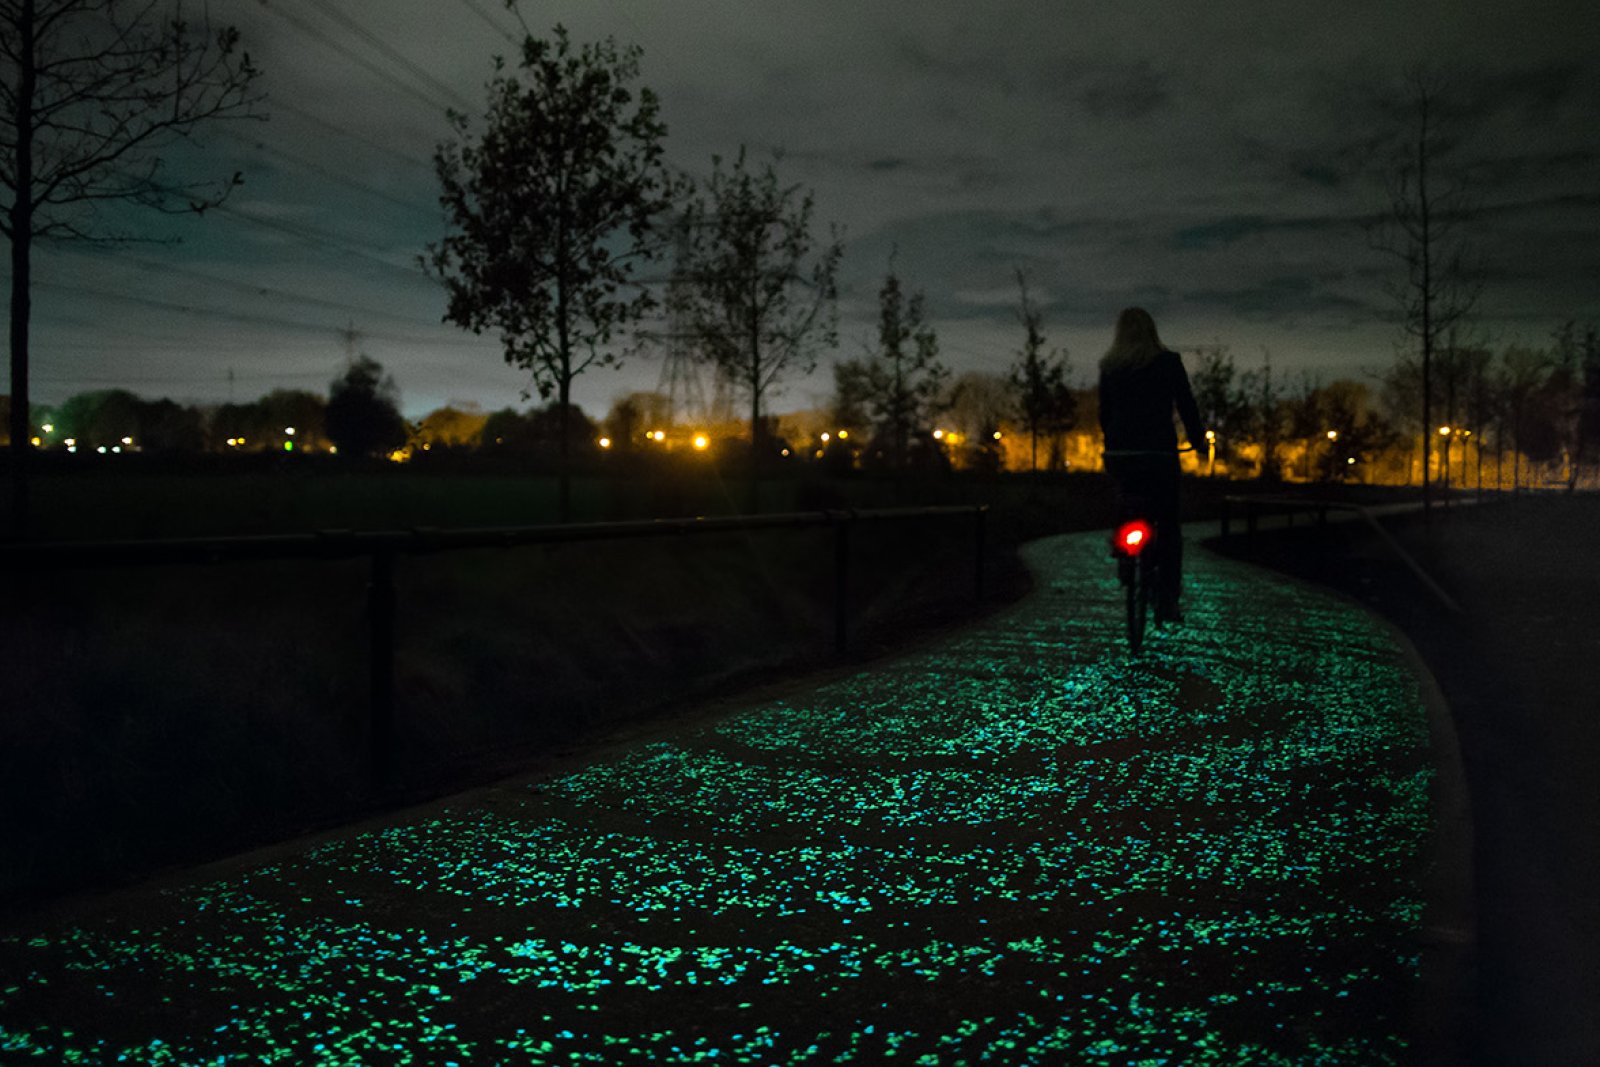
left=820, top=432, right=830, bottom=443
left=1438, top=425, right=1451, bottom=436
left=121, top=436, right=133, bottom=445
left=814, top=449, right=824, bottom=459
left=652, top=430, right=665, bottom=442
left=1347, top=457, right=1356, bottom=465
left=30, top=436, right=41, bottom=446
left=285, top=426, right=296, bottom=436
left=97, top=446, right=107, bottom=454
left=933, top=429, right=945, bottom=440
left=838, top=429, right=849, bottom=439
left=283, top=441, right=294, bottom=452
left=329, top=446, right=338, bottom=455
left=781, top=448, right=790, bottom=457
left=64, top=438, right=76, bottom=446
left=111, top=446, right=121, bottom=454
left=992, top=430, right=1003, bottom=440
left=1205, top=429, right=1216, bottom=442
left=693, top=434, right=709, bottom=450
left=598, top=436, right=612, bottom=449
left=1326, top=430, right=1338, bottom=441
left=237, top=437, right=245, bottom=445
left=421, top=443, right=430, bottom=451
left=41, top=424, right=54, bottom=433
left=67, top=446, right=77, bottom=454
left=1463, top=429, right=1472, bottom=437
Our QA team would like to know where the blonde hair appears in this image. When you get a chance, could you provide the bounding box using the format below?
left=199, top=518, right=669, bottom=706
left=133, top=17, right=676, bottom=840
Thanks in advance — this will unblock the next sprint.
left=1100, top=307, right=1165, bottom=371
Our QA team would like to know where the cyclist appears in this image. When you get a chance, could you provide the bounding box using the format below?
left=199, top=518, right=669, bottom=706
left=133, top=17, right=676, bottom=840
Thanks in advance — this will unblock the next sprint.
left=1098, top=307, right=1207, bottom=623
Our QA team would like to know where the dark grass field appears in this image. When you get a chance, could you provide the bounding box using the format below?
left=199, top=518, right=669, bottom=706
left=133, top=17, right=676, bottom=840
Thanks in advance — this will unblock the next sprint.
left=0, top=463, right=1184, bottom=907
left=1209, top=492, right=1600, bottom=1067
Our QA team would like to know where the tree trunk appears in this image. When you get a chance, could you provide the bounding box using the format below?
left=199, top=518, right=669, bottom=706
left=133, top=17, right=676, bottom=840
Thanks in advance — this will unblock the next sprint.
left=7, top=0, right=36, bottom=540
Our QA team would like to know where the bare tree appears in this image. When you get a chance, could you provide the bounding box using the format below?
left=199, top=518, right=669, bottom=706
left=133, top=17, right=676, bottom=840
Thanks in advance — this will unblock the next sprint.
left=670, top=147, right=841, bottom=509
left=2, top=0, right=260, bottom=536
left=1007, top=269, right=1076, bottom=473
left=428, top=23, right=676, bottom=521
left=1368, top=66, right=1481, bottom=519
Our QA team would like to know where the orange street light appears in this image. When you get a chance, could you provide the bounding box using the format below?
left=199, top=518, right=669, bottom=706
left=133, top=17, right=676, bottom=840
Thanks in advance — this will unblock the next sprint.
left=693, top=434, right=709, bottom=450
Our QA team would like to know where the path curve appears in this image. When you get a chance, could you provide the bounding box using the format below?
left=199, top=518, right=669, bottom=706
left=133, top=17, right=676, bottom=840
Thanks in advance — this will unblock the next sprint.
left=0, top=532, right=1449, bottom=1065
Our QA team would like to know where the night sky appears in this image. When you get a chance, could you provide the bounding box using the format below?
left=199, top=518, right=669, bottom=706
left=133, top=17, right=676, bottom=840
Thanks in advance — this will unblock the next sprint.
left=14, top=0, right=1600, bottom=419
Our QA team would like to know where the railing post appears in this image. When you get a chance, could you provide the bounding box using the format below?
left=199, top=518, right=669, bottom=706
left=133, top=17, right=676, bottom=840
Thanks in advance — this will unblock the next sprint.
left=833, top=512, right=850, bottom=655
left=368, top=547, right=396, bottom=786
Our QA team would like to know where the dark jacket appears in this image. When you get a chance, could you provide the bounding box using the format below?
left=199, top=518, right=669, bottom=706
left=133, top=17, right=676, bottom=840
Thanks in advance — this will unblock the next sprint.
left=1098, top=348, right=1205, bottom=455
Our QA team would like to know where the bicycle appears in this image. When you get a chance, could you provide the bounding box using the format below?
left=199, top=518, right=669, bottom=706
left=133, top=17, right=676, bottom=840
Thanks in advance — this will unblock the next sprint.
left=1104, top=447, right=1194, bottom=655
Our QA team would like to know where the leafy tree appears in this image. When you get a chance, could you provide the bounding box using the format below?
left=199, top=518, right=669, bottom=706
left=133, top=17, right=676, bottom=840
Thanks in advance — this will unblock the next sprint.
left=1238, top=348, right=1284, bottom=481
left=1189, top=344, right=1254, bottom=475
left=55, top=388, right=140, bottom=446
left=428, top=22, right=675, bottom=520
left=260, top=389, right=327, bottom=451
left=670, top=147, right=842, bottom=507
left=1495, top=344, right=1550, bottom=490
left=1552, top=321, right=1600, bottom=489
left=481, top=408, right=539, bottom=452
left=828, top=359, right=872, bottom=443
left=412, top=405, right=488, bottom=452
left=835, top=261, right=948, bottom=470
left=1368, top=66, right=1481, bottom=516
left=944, top=371, right=1011, bottom=473
left=136, top=398, right=204, bottom=453
left=602, top=390, right=672, bottom=451
left=326, top=356, right=407, bottom=458
left=3, top=0, right=260, bottom=534
left=1006, top=270, right=1075, bottom=472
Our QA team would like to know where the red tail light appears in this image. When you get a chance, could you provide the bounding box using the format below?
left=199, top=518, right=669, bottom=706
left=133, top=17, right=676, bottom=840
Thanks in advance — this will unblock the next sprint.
left=1115, top=519, right=1153, bottom=556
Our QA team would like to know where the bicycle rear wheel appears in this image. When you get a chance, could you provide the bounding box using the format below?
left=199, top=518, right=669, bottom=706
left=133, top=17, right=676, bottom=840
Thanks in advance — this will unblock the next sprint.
left=1125, top=562, right=1148, bottom=654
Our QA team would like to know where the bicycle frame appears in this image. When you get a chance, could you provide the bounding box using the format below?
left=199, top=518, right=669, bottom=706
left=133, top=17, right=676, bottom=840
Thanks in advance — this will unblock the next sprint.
left=1109, top=513, right=1159, bottom=654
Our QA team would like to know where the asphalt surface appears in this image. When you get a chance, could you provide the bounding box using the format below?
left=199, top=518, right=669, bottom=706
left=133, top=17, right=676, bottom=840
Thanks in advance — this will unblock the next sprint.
left=0, top=531, right=1458, bottom=1065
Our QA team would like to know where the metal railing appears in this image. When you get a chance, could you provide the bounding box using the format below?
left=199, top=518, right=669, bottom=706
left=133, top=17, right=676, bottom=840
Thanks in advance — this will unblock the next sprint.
left=1218, top=494, right=1461, bottom=614
left=1, top=505, right=989, bottom=784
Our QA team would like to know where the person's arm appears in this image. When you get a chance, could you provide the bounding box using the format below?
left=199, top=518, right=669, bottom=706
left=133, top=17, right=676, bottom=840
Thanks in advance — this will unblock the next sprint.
left=1170, top=352, right=1206, bottom=449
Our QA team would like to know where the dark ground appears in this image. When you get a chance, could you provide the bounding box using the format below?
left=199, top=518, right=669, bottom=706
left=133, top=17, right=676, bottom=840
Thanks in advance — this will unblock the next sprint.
left=1208, top=492, right=1600, bottom=1067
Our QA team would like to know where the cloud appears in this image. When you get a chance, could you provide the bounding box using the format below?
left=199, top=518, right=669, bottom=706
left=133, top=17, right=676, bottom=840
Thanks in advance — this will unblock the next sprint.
left=1077, top=61, right=1170, bottom=120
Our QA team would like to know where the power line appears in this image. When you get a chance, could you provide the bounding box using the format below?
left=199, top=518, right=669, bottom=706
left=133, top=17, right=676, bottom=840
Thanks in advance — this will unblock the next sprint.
left=254, top=0, right=456, bottom=117
left=268, top=98, right=437, bottom=172
left=295, top=0, right=477, bottom=114
left=456, top=0, right=518, bottom=44
left=216, top=127, right=438, bottom=217
left=23, top=275, right=492, bottom=348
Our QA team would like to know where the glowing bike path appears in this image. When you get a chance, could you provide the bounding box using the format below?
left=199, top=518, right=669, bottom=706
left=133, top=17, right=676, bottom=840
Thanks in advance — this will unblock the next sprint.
left=1, top=533, right=1448, bottom=1064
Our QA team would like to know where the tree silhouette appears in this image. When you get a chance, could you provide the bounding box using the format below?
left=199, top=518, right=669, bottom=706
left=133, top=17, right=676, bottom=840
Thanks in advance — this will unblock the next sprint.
left=428, top=23, right=675, bottom=521
left=1369, top=66, right=1481, bottom=519
left=2, top=0, right=260, bottom=536
left=326, top=356, right=407, bottom=459
left=670, top=147, right=841, bottom=509
left=834, top=259, right=948, bottom=470
left=1007, top=270, right=1076, bottom=472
